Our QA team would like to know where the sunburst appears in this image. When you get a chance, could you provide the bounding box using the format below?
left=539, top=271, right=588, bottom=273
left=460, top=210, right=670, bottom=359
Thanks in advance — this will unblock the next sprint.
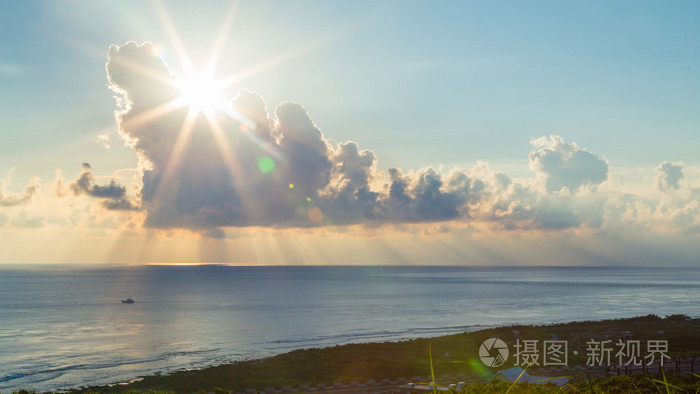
left=118, top=0, right=343, bottom=226
left=173, top=71, right=228, bottom=116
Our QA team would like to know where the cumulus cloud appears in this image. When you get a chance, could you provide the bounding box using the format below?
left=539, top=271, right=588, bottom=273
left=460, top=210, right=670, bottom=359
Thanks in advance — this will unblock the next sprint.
left=380, top=168, right=484, bottom=223
left=0, top=170, right=40, bottom=207
left=323, top=141, right=381, bottom=221
left=529, top=135, right=608, bottom=192
left=69, top=163, right=138, bottom=211
left=103, top=41, right=688, bottom=235
left=105, top=42, right=506, bottom=231
left=656, top=161, right=684, bottom=191
left=473, top=171, right=605, bottom=231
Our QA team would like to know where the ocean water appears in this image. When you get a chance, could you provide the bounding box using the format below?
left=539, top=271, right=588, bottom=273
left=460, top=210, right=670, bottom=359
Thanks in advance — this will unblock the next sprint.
left=0, top=265, right=698, bottom=392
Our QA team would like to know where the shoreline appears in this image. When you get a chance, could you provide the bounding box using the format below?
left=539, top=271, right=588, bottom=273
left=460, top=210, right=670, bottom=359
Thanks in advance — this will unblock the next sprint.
left=74, top=314, right=700, bottom=393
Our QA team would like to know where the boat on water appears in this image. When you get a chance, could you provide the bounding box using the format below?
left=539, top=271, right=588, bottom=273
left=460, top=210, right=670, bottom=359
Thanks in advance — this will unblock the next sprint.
left=121, top=298, right=135, bottom=304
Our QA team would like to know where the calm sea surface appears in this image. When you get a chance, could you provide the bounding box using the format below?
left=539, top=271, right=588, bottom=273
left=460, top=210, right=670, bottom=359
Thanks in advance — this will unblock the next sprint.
left=0, top=265, right=698, bottom=391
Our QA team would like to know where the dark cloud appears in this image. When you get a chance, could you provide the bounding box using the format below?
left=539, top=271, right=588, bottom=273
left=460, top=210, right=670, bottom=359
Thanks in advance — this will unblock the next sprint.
left=529, top=135, right=608, bottom=192
left=277, top=102, right=333, bottom=197
left=323, top=141, right=380, bottom=221
left=69, top=163, right=138, bottom=211
left=656, top=161, right=684, bottom=191
left=381, top=168, right=482, bottom=223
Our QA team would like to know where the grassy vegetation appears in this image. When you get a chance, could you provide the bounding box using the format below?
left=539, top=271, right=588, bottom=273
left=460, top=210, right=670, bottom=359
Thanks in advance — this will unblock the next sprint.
left=467, top=373, right=700, bottom=392
left=9, top=374, right=700, bottom=394
left=10, top=315, right=700, bottom=393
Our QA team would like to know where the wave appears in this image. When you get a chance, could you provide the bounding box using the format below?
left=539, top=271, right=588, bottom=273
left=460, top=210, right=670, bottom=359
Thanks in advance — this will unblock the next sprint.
left=266, top=324, right=485, bottom=347
left=0, top=347, right=222, bottom=391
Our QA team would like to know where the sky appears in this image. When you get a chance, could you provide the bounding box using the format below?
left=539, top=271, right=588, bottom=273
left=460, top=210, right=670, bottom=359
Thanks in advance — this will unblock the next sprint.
left=1, top=0, right=699, bottom=265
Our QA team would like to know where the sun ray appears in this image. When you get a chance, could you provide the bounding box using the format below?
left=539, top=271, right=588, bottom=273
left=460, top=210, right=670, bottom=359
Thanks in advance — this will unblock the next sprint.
left=108, top=50, right=175, bottom=88
left=204, top=115, right=249, bottom=187
left=217, top=35, right=337, bottom=93
left=119, top=99, right=182, bottom=130
left=150, top=108, right=199, bottom=206
left=221, top=106, right=256, bottom=131
left=150, top=0, right=342, bottom=122
left=218, top=106, right=283, bottom=161
left=204, top=1, right=240, bottom=76
left=203, top=114, right=264, bottom=227
left=152, top=0, right=195, bottom=76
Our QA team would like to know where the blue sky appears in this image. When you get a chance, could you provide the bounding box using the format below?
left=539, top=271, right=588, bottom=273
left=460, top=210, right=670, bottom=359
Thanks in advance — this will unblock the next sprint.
left=4, top=1, right=699, bottom=175
left=1, top=1, right=699, bottom=264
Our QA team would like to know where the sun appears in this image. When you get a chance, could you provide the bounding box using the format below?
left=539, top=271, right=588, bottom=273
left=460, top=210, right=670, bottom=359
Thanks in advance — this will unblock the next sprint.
left=174, top=71, right=228, bottom=116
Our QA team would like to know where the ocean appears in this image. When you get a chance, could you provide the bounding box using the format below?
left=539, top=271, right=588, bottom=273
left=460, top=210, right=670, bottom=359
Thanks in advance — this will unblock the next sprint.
left=0, top=265, right=698, bottom=392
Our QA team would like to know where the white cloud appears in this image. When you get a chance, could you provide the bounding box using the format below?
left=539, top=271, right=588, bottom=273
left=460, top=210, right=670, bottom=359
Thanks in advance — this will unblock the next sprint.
left=0, top=169, right=40, bottom=207
left=655, top=161, right=684, bottom=191
left=97, top=41, right=700, bottom=239
left=97, top=133, right=112, bottom=150
left=529, top=135, right=608, bottom=193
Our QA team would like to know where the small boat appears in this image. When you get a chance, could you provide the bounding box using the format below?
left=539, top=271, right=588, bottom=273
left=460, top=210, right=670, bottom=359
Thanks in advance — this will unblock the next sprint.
left=121, top=298, right=135, bottom=304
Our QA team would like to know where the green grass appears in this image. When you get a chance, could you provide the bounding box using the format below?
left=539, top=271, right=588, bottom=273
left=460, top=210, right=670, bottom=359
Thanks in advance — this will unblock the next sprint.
left=6, top=372, right=700, bottom=394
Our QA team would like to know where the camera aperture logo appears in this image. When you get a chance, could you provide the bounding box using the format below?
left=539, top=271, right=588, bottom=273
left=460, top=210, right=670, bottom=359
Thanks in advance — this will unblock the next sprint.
left=479, top=338, right=509, bottom=367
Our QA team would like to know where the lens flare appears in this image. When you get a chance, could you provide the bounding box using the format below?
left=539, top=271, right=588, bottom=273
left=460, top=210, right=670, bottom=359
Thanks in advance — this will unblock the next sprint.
left=308, top=207, right=323, bottom=223
left=257, top=156, right=275, bottom=173
left=468, top=357, right=491, bottom=377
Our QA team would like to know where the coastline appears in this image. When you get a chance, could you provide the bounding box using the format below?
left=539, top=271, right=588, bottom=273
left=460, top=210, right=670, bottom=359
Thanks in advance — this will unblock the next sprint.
left=74, top=314, right=700, bottom=393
